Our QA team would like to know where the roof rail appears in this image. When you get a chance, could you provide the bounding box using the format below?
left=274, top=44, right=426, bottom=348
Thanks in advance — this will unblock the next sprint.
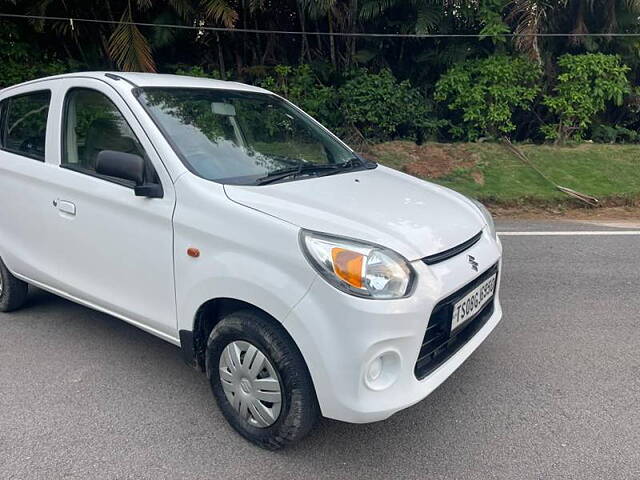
left=104, top=73, right=139, bottom=88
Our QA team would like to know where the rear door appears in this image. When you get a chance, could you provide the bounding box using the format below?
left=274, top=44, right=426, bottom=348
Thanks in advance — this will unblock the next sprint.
left=0, top=86, right=56, bottom=281
left=41, top=78, right=177, bottom=341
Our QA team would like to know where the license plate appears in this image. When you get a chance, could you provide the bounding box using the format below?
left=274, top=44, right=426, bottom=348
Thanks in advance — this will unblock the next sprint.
left=451, top=273, right=497, bottom=332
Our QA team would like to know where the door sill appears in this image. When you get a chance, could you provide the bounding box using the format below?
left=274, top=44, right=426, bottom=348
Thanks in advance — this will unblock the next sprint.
left=13, top=273, right=181, bottom=346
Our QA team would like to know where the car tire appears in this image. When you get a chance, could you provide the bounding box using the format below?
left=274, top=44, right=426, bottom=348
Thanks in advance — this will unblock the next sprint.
left=206, top=309, right=319, bottom=450
left=0, top=258, right=28, bottom=312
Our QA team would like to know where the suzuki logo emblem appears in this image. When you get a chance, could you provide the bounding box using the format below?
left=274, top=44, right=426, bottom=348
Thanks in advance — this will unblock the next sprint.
left=468, top=255, right=479, bottom=271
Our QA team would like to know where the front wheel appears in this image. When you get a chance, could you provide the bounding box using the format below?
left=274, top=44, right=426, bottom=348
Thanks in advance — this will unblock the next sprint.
left=206, top=310, right=319, bottom=449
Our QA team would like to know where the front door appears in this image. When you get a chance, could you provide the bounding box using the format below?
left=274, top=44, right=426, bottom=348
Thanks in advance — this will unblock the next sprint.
left=43, top=79, right=177, bottom=340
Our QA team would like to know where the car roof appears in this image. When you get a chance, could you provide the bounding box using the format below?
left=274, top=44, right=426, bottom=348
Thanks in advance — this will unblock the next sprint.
left=0, top=71, right=271, bottom=95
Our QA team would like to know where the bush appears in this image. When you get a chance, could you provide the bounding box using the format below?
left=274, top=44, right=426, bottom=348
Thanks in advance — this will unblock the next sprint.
left=542, top=53, right=631, bottom=144
left=259, top=65, right=342, bottom=131
left=591, top=124, right=638, bottom=144
left=434, top=55, right=541, bottom=141
left=338, top=69, right=438, bottom=141
left=174, top=65, right=232, bottom=80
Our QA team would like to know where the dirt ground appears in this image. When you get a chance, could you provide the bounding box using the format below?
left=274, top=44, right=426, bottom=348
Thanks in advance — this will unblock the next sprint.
left=366, top=141, right=480, bottom=179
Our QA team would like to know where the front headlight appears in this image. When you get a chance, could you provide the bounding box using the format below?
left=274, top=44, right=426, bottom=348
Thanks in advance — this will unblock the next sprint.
left=471, top=199, right=496, bottom=239
left=299, top=230, right=415, bottom=299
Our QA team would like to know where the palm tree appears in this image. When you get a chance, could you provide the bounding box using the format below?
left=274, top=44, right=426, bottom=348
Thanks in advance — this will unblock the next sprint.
left=201, top=0, right=240, bottom=27
left=14, top=0, right=192, bottom=71
left=506, top=0, right=549, bottom=65
left=302, top=0, right=345, bottom=67
left=507, top=0, right=640, bottom=65
left=109, top=0, right=193, bottom=71
left=109, top=1, right=158, bottom=72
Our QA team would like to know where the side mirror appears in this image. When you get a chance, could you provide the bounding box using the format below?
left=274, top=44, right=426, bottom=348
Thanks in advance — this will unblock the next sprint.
left=96, top=150, right=144, bottom=184
left=95, top=150, right=163, bottom=198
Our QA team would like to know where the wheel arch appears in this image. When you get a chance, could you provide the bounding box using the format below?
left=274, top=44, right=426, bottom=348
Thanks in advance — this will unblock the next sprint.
left=180, top=297, right=295, bottom=372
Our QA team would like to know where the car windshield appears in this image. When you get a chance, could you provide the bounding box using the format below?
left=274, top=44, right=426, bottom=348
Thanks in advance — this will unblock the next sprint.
left=137, top=88, right=362, bottom=185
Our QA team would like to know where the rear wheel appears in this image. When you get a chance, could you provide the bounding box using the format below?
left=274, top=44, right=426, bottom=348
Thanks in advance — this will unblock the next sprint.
left=0, top=258, right=28, bottom=312
left=206, top=309, right=319, bottom=449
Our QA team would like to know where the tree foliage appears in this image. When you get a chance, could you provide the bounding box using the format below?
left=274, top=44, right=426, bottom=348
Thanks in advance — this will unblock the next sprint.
left=259, top=65, right=342, bottom=131
left=1, top=0, right=640, bottom=144
left=435, top=56, right=541, bottom=140
left=0, top=23, right=67, bottom=88
left=339, top=69, right=443, bottom=141
left=109, top=6, right=156, bottom=72
left=542, top=53, right=630, bottom=143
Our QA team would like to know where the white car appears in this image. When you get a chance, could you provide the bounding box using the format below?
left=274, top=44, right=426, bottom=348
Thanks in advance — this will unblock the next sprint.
left=0, top=72, right=502, bottom=449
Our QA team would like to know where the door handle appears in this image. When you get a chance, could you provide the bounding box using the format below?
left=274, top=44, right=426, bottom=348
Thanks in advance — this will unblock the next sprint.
left=55, top=199, right=76, bottom=216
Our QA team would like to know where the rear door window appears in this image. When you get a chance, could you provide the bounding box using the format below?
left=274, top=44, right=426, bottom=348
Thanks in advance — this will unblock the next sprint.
left=2, top=91, right=51, bottom=161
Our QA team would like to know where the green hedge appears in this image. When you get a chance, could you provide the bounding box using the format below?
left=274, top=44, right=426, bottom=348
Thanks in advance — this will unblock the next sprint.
left=174, top=55, right=634, bottom=146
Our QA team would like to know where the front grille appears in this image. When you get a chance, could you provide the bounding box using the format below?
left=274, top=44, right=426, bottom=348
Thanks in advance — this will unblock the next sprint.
left=414, top=263, right=498, bottom=380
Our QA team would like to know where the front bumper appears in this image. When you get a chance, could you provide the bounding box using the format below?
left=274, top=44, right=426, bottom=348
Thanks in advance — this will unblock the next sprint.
left=283, top=231, right=503, bottom=423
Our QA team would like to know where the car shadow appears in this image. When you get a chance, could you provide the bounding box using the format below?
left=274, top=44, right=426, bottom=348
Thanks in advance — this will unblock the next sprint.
left=1, top=286, right=507, bottom=476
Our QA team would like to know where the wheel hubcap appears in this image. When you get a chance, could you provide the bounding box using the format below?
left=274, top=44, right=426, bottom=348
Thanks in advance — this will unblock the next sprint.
left=219, top=340, right=282, bottom=428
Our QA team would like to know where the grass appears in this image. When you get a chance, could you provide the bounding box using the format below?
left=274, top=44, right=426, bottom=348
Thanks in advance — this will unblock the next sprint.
left=371, top=142, right=640, bottom=207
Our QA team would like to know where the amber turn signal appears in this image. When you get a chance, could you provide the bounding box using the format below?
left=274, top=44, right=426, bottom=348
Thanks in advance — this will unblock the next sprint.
left=187, top=247, right=200, bottom=258
left=331, top=248, right=364, bottom=289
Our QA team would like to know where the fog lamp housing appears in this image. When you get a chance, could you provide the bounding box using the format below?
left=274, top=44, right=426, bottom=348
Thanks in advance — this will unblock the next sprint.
left=364, top=351, right=401, bottom=391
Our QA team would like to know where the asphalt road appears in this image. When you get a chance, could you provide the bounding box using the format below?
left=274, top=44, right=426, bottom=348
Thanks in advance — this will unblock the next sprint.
left=1, top=220, right=639, bottom=479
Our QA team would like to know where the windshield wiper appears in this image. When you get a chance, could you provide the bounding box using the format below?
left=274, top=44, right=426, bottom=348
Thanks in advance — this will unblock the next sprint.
left=254, top=157, right=376, bottom=186
left=327, top=156, right=377, bottom=173
left=255, top=164, right=340, bottom=185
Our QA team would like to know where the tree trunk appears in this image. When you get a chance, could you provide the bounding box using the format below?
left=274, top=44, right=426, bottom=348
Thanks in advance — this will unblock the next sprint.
left=242, top=0, right=248, bottom=62
left=554, top=119, right=566, bottom=146
left=532, top=36, right=542, bottom=68
left=315, top=20, right=323, bottom=53
left=254, top=18, right=262, bottom=64
left=90, top=4, right=111, bottom=67
left=297, top=1, right=310, bottom=64
left=328, top=11, right=337, bottom=68
left=262, top=32, right=276, bottom=64
left=347, top=0, right=358, bottom=67
left=216, top=32, right=226, bottom=77
left=603, top=0, right=617, bottom=37
left=235, top=47, right=243, bottom=79
left=99, top=33, right=113, bottom=68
